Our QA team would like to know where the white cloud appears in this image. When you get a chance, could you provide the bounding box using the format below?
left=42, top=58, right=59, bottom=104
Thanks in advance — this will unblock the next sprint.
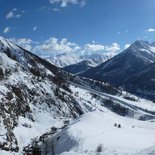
left=9, top=37, right=121, bottom=57
left=33, top=26, right=37, bottom=31
left=105, top=43, right=120, bottom=53
left=6, top=8, right=22, bottom=19
left=146, top=28, right=155, bottom=32
left=9, top=38, right=33, bottom=51
left=49, top=0, right=86, bottom=7
left=9, top=37, right=80, bottom=54
left=80, top=0, right=86, bottom=7
left=84, top=43, right=105, bottom=52
left=33, top=37, right=81, bottom=54
left=3, top=27, right=10, bottom=33
left=124, top=44, right=130, bottom=49
left=52, top=8, right=61, bottom=11
left=83, top=42, right=120, bottom=54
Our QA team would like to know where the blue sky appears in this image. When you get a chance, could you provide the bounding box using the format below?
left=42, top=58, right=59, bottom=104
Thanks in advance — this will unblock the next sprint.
left=1, top=0, right=155, bottom=56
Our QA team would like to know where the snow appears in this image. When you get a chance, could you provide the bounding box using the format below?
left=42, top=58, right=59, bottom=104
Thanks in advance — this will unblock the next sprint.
left=135, top=145, right=155, bottom=155
left=113, top=91, right=155, bottom=112
left=46, top=53, right=81, bottom=67
left=14, top=108, right=64, bottom=154
left=52, top=111, right=155, bottom=155
left=70, top=85, right=155, bottom=118
left=1, top=111, right=70, bottom=155
left=150, top=46, right=155, bottom=53
left=46, top=52, right=115, bottom=68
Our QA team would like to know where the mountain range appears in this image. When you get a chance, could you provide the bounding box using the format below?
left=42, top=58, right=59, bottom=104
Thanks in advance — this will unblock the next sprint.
left=0, top=36, right=155, bottom=155
left=46, top=52, right=115, bottom=68
left=63, top=59, right=96, bottom=74
left=77, top=40, right=155, bottom=100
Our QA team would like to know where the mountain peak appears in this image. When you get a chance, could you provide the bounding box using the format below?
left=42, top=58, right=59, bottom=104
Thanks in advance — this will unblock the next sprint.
left=123, top=40, right=155, bottom=58
left=0, top=36, right=16, bottom=52
left=0, top=36, right=8, bottom=46
left=0, top=35, right=5, bottom=40
left=0, top=35, right=10, bottom=44
left=134, top=40, right=149, bottom=44
left=130, top=40, right=150, bottom=49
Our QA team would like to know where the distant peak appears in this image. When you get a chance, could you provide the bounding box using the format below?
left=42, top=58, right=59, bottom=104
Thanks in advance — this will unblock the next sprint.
left=129, top=40, right=150, bottom=49
left=134, top=40, right=149, bottom=45
left=0, top=36, right=12, bottom=44
left=0, top=36, right=12, bottom=49
left=0, top=36, right=6, bottom=42
left=0, top=36, right=4, bottom=39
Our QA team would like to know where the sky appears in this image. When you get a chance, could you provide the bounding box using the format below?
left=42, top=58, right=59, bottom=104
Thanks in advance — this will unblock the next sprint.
left=0, top=0, right=155, bottom=56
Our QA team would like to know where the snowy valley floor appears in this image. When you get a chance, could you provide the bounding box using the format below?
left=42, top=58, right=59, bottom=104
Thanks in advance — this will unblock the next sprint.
left=51, top=110, right=155, bottom=155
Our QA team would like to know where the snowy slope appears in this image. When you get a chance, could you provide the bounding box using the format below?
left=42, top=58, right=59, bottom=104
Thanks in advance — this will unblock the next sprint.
left=135, top=145, right=155, bottom=155
left=33, top=110, right=155, bottom=155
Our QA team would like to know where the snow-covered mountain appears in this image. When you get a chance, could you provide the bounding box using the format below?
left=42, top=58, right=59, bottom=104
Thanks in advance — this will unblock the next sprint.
left=0, top=36, right=155, bottom=155
left=0, top=36, right=113, bottom=154
left=46, top=52, right=115, bottom=68
left=80, top=52, right=115, bottom=66
left=0, top=36, right=85, bottom=153
left=46, top=53, right=82, bottom=68
left=62, top=52, right=115, bottom=74
left=81, top=40, right=155, bottom=87
left=63, top=59, right=96, bottom=74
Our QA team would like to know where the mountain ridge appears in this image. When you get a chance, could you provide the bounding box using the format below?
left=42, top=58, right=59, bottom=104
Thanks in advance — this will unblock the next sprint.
left=80, top=40, right=155, bottom=87
left=46, top=51, right=115, bottom=68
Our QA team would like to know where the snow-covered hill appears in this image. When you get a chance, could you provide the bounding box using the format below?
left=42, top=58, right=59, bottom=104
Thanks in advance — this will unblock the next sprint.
left=48, top=110, right=155, bottom=155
